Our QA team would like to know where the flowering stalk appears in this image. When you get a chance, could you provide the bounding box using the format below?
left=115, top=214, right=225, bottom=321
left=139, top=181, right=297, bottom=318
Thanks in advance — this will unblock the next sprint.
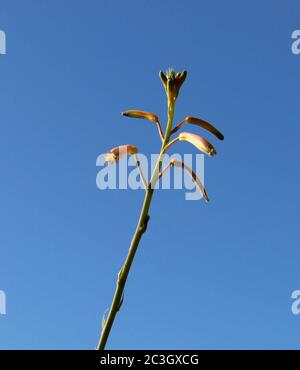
left=96, top=69, right=223, bottom=350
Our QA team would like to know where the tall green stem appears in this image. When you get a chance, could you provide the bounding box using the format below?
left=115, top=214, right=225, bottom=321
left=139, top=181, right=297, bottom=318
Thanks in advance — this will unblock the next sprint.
left=96, top=96, right=175, bottom=350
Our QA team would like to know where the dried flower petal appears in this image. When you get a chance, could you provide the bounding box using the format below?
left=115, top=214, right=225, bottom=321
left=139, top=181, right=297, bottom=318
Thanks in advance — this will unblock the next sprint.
left=179, top=132, right=217, bottom=156
left=122, top=110, right=158, bottom=123
left=104, top=145, right=138, bottom=164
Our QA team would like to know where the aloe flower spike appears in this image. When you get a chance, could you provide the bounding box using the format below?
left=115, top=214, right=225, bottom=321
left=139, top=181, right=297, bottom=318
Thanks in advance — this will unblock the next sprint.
left=97, top=68, right=223, bottom=351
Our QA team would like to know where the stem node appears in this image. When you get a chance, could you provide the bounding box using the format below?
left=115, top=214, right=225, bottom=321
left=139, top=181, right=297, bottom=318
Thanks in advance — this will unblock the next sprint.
left=139, top=214, right=150, bottom=234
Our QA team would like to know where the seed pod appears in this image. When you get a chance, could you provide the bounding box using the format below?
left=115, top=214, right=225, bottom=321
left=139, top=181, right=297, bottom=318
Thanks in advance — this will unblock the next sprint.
left=179, top=132, right=217, bottom=156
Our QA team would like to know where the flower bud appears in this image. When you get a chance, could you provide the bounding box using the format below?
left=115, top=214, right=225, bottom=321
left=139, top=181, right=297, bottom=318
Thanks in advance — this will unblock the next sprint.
left=185, top=116, right=224, bottom=140
left=179, top=132, right=217, bottom=156
left=159, top=70, right=168, bottom=91
left=122, top=110, right=158, bottom=123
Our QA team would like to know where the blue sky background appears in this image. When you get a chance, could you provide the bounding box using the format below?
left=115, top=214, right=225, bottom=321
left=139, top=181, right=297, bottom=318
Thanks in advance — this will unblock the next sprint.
left=0, top=0, right=300, bottom=349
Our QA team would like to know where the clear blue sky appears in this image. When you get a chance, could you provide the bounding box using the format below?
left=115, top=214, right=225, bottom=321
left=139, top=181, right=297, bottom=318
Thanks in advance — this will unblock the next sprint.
left=0, top=0, right=300, bottom=349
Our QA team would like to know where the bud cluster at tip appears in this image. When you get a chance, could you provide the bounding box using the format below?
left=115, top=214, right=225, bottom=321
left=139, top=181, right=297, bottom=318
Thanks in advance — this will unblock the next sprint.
left=160, top=68, right=187, bottom=101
